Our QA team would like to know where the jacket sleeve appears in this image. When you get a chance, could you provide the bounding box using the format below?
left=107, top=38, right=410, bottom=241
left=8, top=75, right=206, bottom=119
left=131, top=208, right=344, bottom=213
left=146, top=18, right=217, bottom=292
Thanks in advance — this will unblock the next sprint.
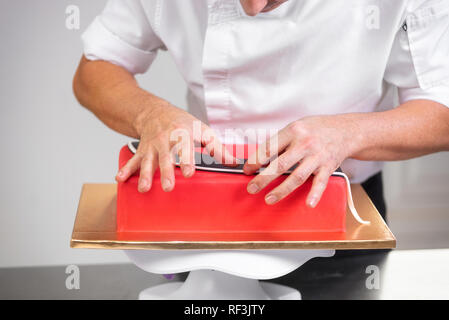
left=384, top=0, right=449, bottom=108
left=81, top=0, right=165, bottom=75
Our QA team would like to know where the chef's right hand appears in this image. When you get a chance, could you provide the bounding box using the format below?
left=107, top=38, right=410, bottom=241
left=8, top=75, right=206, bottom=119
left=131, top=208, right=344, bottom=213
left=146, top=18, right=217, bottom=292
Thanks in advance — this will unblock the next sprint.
left=115, top=102, right=236, bottom=192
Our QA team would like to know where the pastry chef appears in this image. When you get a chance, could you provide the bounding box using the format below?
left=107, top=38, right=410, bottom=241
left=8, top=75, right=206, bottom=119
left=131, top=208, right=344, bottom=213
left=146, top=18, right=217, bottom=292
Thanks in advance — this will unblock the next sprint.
left=73, top=0, right=449, bottom=222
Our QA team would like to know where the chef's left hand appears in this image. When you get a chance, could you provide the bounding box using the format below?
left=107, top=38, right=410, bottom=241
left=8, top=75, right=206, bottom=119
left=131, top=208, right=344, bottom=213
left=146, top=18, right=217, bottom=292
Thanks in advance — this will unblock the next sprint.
left=243, top=115, right=359, bottom=207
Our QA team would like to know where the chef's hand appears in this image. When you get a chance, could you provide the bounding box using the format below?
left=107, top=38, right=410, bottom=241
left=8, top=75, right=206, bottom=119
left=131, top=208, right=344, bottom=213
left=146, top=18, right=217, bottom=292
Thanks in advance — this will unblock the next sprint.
left=244, top=115, right=358, bottom=207
left=115, top=102, right=236, bottom=192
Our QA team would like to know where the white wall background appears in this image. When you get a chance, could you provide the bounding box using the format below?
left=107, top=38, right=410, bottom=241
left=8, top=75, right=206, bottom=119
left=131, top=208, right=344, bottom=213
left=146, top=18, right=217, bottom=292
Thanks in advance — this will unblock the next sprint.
left=0, top=0, right=187, bottom=267
left=0, top=0, right=447, bottom=268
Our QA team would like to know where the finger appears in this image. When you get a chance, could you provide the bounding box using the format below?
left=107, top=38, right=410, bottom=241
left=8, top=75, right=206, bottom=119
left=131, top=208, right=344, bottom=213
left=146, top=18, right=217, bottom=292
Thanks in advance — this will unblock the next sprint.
left=169, top=127, right=195, bottom=178
left=116, top=154, right=141, bottom=182
left=264, top=156, right=318, bottom=205
left=247, top=147, right=305, bottom=194
left=177, top=136, right=195, bottom=178
left=201, top=125, right=237, bottom=166
left=306, top=167, right=333, bottom=208
left=244, top=130, right=291, bottom=175
left=158, top=146, right=175, bottom=192
left=138, top=151, right=157, bottom=193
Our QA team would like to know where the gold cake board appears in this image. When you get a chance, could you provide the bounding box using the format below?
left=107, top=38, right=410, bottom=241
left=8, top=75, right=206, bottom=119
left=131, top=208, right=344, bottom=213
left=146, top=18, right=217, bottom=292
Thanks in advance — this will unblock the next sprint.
left=70, top=184, right=396, bottom=250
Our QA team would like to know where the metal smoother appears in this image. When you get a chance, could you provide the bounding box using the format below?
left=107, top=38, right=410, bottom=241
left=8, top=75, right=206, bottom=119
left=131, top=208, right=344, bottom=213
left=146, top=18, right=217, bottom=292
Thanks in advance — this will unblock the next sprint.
left=127, top=141, right=342, bottom=175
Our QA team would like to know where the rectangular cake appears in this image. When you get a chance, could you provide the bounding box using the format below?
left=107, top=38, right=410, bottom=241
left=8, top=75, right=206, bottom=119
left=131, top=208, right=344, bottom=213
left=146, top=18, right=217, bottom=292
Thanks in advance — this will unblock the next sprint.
left=117, top=144, right=348, bottom=236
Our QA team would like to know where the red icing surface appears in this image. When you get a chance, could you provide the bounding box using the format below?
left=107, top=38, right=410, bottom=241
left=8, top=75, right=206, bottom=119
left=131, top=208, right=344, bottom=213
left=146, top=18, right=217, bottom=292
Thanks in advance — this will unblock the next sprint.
left=117, top=145, right=347, bottom=240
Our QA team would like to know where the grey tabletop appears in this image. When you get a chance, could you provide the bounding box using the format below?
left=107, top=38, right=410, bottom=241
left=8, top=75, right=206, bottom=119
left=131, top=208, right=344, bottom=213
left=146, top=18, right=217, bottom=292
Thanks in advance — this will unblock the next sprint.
left=1, top=249, right=448, bottom=300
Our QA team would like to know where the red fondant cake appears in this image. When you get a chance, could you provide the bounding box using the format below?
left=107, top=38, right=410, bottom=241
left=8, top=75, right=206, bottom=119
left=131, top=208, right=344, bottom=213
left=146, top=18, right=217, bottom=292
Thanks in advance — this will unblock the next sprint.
left=117, top=144, right=348, bottom=237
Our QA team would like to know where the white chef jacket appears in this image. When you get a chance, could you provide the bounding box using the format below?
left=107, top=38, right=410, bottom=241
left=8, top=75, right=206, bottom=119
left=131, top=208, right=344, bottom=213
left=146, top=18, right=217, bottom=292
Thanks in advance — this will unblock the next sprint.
left=82, top=0, right=449, bottom=183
